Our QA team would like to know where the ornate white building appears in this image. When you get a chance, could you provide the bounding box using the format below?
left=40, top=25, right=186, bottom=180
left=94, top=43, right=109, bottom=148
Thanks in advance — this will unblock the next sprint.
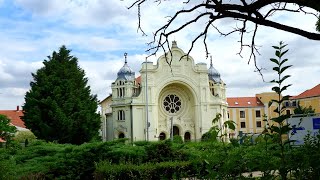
left=100, top=41, right=228, bottom=142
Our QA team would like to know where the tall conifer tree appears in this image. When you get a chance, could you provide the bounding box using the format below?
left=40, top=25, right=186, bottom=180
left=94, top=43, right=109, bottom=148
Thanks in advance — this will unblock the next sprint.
left=23, top=46, right=101, bottom=144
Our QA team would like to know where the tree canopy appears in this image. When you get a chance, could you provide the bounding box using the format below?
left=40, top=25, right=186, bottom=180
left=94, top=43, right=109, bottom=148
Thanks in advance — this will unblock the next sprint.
left=22, top=46, right=101, bottom=145
left=0, top=114, right=17, bottom=142
left=129, top=0, right=320, bottom=70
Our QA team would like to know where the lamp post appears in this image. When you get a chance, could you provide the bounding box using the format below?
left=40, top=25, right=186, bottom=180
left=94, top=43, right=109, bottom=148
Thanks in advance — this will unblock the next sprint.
left=170, top=117, right=173, bottom=141
left=145, top=57, right=149, bottom=141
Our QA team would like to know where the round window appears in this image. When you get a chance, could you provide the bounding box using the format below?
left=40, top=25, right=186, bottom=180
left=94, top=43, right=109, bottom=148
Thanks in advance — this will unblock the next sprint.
left=163, top=94, right=181, bottom=114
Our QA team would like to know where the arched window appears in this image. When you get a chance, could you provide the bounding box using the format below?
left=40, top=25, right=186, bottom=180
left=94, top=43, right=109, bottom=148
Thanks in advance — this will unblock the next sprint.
left=184, top=132, right=191, bottom=142
left=120, top=88, right=124, bottom=97
left=118, top=110, right=125, bottom=121
left=209, top=81, right=215, bottom=96
left=159, top=132, right=166, bottom=140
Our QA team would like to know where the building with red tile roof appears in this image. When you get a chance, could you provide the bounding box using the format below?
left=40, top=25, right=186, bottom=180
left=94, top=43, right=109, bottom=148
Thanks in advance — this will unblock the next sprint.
left=227, top=96, right=267, bottom=136
left=0, top=106, right=28, bottom=131
left=291, top=84, right=320, bottom=100
left=227, top=92, right=280, bottom=136
left=288, top=84, right=320, bottom=113
left=227, top=97, right=264, bottom=108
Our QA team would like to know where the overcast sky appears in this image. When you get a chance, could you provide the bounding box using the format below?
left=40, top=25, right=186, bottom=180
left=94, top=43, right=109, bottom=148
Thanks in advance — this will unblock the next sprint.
left=0, top=0, right=319, bottom=110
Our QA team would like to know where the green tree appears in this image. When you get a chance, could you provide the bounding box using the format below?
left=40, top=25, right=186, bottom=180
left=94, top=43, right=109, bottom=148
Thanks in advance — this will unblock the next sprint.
left=0, top=114, right=17, bottom=142
left=22, top=46, right=101, bottom=144
left=293, top=102, right=315, bottom=115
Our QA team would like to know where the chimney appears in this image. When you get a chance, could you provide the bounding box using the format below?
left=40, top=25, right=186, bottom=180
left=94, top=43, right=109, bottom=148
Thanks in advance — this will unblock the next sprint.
left=16, top=106, right=19, bottom=111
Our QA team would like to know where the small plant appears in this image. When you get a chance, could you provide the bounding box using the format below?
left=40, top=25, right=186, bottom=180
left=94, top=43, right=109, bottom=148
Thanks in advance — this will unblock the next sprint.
left=267, top=41, right=293, bottom=180
left=204, top=113, right=236, bottom=142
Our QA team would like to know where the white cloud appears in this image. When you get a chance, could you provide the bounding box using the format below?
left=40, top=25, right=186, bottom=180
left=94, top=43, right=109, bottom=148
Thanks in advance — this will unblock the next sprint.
left=14, top=0, right=68, bottom=17
left=0, top=0, right=319, bottom=110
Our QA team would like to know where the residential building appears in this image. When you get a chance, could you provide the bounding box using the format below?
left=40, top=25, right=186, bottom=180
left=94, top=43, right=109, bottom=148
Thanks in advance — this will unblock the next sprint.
left=0, top=106, right=28, bottom=131
left=227, top=96, right=265, bottom=137
left=227, top=92, right=281, bottom=137
left=0, top=106, right=29, bottom=142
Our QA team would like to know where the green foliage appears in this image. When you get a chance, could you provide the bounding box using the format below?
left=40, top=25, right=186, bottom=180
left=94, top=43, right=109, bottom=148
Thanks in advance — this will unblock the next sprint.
left=173, top=135, right=183, bottom=143
left=95, top=161, right=197, bottom=180
left=0, top=137, right=319, bottom=179
left=0, top=114, right=17, bottom=141
left=294, top=102, right=315, bottom=115
left=22, top=45, right=101, bottom=145
left=0, top=149, right=16, bottom=179
left=202, top=113, right=236, bottom=142
left=144, top=141, right=175, bottom=163
left=267, top=41, right=293, bottom=180
left=13, top=131, right=37, bottom=143
left=133, top=140, right=151, bottom=146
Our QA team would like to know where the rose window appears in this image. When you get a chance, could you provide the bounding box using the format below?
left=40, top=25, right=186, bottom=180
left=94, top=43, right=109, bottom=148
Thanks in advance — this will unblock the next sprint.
left=163, top=94, right=181, bottom=114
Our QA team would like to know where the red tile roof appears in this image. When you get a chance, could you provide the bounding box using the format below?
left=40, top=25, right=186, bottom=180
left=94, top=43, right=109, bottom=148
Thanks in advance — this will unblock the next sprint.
left=227, top=97, right=264, bottom=108
left=0, top=109, right=25, bottom=128
left=291, top=84, right=320, bottom=99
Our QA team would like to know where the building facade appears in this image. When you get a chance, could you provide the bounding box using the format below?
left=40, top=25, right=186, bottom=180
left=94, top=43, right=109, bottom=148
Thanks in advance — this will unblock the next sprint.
left=286, top=84, right=320, bottom=114
left=100, top=41, right=228, bottom=142
left=227, top=92, right=280, bottom=137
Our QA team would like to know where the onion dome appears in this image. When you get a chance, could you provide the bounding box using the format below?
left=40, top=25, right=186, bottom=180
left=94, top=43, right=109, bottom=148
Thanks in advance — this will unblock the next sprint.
left=117, top=53, right=135, bottom=81
left=208, top=56, right=222, bottom=83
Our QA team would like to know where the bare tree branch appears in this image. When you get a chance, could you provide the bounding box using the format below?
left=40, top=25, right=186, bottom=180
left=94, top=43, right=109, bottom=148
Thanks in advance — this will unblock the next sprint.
left=128, top=0, right=320, bottom=75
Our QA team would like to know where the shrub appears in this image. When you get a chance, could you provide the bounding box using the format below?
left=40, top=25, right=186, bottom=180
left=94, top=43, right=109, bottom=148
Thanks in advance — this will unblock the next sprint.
left=14, top=131, right=37, bottom=143
left=173, top=135, right=183, bottom=143
left=94, top=161, right=197, bottom=180
left=145, top=140, right=175, bottom=162
left=0, top=149, right=16, bottom=179
left=133, top=140, right=151, bottom=146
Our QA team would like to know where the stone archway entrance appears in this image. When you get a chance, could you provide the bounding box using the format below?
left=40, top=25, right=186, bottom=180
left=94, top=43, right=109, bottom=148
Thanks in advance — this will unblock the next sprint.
left=184, top=132, right=191, bottom=141
left=118, top=132, right=125, bottom=138
left=173, top=126, right=180, bottom=136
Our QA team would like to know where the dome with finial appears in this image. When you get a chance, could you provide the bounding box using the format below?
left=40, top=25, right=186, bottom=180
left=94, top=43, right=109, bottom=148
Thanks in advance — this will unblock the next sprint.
left=117, top=52, right=135, bottom=81
left=208, top=56, right=222, bottom=83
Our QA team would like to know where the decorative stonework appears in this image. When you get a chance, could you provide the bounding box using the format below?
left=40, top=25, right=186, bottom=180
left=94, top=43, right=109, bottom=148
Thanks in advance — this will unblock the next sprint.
left=163, top=94, right=182, bottom=114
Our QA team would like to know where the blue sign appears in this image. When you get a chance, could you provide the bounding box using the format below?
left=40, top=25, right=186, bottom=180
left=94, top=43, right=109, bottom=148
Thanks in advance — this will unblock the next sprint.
left=291, top=125, right=305, bottom=135
left=313, top=118, right=320, bottom=129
